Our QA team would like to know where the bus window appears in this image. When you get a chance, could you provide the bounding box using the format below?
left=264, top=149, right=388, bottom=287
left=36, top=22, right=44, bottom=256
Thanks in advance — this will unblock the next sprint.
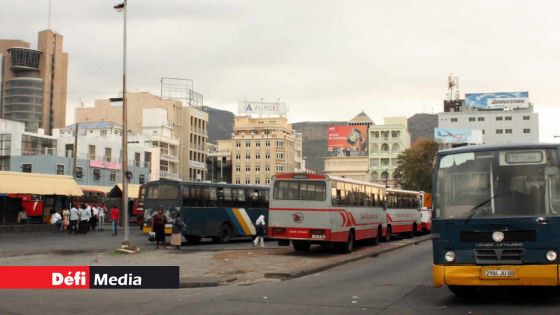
left=182, top=186, right=190, bottom=206
left=208, top=187, right=217, bottom=206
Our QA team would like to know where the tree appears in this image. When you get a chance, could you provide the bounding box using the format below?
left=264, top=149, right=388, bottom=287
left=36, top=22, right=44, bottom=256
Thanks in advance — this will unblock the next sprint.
left=394, top=138, right=440, bottom=192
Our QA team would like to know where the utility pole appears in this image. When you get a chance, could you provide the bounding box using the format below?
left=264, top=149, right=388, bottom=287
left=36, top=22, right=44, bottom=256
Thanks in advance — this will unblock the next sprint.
left=72, top=123, right=78, bottom=178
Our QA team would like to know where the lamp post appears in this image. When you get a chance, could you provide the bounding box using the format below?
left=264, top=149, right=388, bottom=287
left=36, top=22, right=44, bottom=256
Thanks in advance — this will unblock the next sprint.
left=114, top=0, right=129, bottom=245
left=384, top=168, right=389, bottom=188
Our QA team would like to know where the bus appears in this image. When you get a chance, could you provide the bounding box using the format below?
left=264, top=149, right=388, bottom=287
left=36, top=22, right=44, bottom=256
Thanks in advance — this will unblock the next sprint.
left=432, top=143, right=560, bottom=295
left=269, top=173, right=391, bottom=253
left=385, top=188, right=423, bottom=239
left=141, top=179, right=269, bottom=243
left=420, top=191, right=433, bottom=232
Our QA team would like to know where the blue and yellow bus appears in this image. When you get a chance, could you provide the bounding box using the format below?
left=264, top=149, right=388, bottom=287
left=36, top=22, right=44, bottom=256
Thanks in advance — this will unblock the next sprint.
left=142, top=179, right=269, bottom=243
left=432, top=143, right=560, bottom=296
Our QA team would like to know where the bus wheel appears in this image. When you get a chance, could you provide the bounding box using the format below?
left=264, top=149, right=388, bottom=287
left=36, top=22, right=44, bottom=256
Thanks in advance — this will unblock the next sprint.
left=382, top=225, right=392, bottom=242
left=292, top=240, right=311, bottom=251
left=186, top=236, right=202, bottom=244
left=338, top=230, right=355, bottom=253
left=216, top=223, right=233, bottom=243
left=374, top=225, right=382, bottom=245
left=407, top=223, right=417, bottom=238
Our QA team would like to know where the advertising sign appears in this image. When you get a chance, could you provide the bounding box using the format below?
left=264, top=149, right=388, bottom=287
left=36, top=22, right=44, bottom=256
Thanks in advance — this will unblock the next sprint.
left=465, top=92, right=529, bottom=110
left=89, top=160, right=121, bottom=170
left=238, top=100, right=288, bottom=115
left=434, top=128, right=483, bottom=144
left=327, top=125, right=369, bottom=155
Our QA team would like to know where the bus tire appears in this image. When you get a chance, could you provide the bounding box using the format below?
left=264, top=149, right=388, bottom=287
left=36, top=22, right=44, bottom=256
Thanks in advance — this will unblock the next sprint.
left=382, top=225, right=392, bottom=242
left=407, top=223, right=417, bottom=238
left=215, top=223, right=233, bottom=243
left=186, top=236, right=202, bottom=244
left=338, top=230, right=355, bottom=253
left=368, top=226, right=381, bottom=246
left=292, top=240, right=311, bottom=251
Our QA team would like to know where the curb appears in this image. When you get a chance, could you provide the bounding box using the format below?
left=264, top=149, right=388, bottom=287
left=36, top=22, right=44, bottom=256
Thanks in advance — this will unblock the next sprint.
left=180, top=276, right=237, bottom=288
left=264, top=234, right=433, bottom=281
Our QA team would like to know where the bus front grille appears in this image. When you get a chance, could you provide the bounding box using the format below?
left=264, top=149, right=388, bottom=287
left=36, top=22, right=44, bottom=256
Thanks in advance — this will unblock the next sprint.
left=474, top=248, right=524, bottom=265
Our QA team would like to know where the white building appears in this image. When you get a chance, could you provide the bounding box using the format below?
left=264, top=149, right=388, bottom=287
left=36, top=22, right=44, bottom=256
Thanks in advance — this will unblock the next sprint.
left=368, top=117, right=411, bottom=182
left=438, top=109, right=539, bottom=144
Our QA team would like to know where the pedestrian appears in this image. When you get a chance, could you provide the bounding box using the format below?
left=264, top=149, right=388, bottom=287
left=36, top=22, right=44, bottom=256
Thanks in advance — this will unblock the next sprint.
left=152, top=208, right=167, bottom=249
left=16, top=207, right=28, bottom=224
left=79, top=204, right=90, bottom=234
left=110, top=206, right=119, bottom=236
left=170, top=212, right=186, bottom=250
left=91, top=205, right=98, bottom=231
left=98, top=206, right=105, bottom=231
left=69, top=204, right=79, bottom=234
left=252, top=214, right=266, bottom=248
left=62, top=207, right=70, bottom=231
left=50, top=209, right=63, bottom=232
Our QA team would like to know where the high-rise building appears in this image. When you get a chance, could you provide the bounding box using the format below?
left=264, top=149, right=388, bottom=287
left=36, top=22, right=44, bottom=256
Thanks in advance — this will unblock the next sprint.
left=76, top=92, right=208, bottom=181
left=0, top=30, right=68, bottom=134
left=368, top=117, right=411, bottom=183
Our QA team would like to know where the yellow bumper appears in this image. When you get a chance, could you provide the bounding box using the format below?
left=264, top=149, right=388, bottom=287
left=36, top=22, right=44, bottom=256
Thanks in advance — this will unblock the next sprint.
left=143, top=225, right=172, bottom=235
left=433, top=264, right=559, bottom=287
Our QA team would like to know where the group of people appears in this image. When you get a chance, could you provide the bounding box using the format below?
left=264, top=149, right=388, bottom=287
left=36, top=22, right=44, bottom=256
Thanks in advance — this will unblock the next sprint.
left=49, top=204, right=121, bottom=236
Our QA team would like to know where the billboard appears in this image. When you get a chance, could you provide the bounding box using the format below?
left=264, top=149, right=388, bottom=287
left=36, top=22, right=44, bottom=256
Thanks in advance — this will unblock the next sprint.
left=238, top=100, right=287, bottom=115
left=327, top=125, right=368, bottom=155
left=434, top=128, right=483, bottom=145
left=465, top=92, right=529, bottom=110
left=89, top=160, right=121, bottom=170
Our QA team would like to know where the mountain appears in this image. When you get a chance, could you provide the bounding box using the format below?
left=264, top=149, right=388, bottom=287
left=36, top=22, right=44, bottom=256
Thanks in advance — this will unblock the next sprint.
left=202, top=106, right=234, bottom=143
left=292, top=121, right=345, bottom=173
left=407, top=113, right=438, bottom=144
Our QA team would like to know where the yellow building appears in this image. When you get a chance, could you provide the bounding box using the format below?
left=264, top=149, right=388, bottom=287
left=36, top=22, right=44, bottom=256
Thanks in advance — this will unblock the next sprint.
left=76, top=92, right=208, bottom=181
left=232, top=116, right=303, bottom=185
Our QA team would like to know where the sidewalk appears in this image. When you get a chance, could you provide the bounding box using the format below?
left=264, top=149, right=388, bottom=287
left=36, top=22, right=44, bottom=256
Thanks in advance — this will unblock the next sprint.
left=0, top=234, right=433, bottom=287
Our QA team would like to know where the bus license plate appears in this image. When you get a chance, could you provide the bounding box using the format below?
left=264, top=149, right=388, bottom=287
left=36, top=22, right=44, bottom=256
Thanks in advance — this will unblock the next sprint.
left=481, top=269, right=516, bottom=278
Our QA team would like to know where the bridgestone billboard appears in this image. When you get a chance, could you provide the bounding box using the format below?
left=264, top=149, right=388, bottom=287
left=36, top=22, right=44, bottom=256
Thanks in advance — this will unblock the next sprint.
left=238, top=100, right=287, bottom=115
left=465, top=92, right=529, bottom=110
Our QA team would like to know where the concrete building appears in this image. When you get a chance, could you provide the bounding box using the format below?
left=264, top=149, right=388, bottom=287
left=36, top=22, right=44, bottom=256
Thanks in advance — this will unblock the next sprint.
left=232, top=115, right=303, bottom=185
left=206, top=140, right=233, bottom=183
left=323, top=156, right=369, bottom=181
left=75, top=92, right=208, bottom=181
left=438, top=109, right=539, bottom=144
left=0, top=30, right=68, bottom=134
left=368, top=117, right=411, bottom=183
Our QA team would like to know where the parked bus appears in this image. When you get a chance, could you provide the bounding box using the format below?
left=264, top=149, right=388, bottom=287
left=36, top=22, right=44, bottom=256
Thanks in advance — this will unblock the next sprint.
left=385, top=188, right=423, bottom=239
left=269, top=173, right=390, bottom=253
left=141, top=179, right=269, bottom=243
left=432, top=143, right=560, bottom=296
left=420, top=191, right=433, bottom=232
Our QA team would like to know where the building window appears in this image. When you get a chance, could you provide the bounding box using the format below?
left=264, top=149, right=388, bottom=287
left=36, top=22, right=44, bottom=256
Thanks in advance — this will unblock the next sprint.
left=469, top=117, right=475, bottom=122
left=245, top=178, right=251, bottom=184
left=477, top=117, right=484, bottom=121
left=134, top=152, right=141, bottom=167
left=276, top=152, right=284, bottom=159
left=265, top=153, right=270, bottom=159
left=276, top=165, right=284, bottom=172
left=505, top=116, right=512, bottom=121
left=391, top=131, right=400, bottom=138
left=496, top=117, right=503, bottom=121
left=255, top=141, right=261, bottom=147
left=265, top=140, right=271, bottom=147
left=482, top=130, right=485, bottom=134
left=235, top=178, right=241, bottom=184
left=255, top=178, right=260, bottom=185
left=265, top=165, right=270, bottom=172
left=523, top=129, right=531, bottom=134
left=255, top=165, right=260, bottom=172
left=276, top=140, right=284, bottom=147
left=255, top=153, right=261, bottom=159
left=93, top=169, right=101, bottom=180
left=139, top=174, right=145, bottom=184
left=496, top=129, right=503, bottom=134
left=89, top=145, right=96, bottom=160
left=21, top=164, right=32, bottom=173
left=246, top=166, right=251, bottom=172
left=110, top=171, right=116, bottom=181
left=236, top=154, right=241, bottom=160
left=75, top=167, right=84, bottom=178
left=105, top=148, right=112, bottom=162
left=505, top=129, right=512, bottom=134
left=56, top=165, right=64, bottom=175
left=523, top=116, right=530, bottom=120
left=450, top=118, right=458, bottom=122
left=236, top=140, right=241, bottom=147
left=245, top=141, right=250, bottom=147
left=245, top=154, right=250, bottom=160
left=101, top=130, right=107, bottom=136
left=65, top=144, right=73, bottom=158
left=235, top=166, right=241, bottom=172
left=265, top=178, right=270, bottom=184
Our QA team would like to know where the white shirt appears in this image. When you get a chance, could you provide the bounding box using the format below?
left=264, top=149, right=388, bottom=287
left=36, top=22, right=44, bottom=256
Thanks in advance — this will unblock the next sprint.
left=50, top=212, right=62, bottom=224
left=92, top=207, right=99, bottom=216
left=79, top=208, right=90, bottom=221
left=70, top=207, right=79, bottom=221
left=98, top=207, right=105, bottom=217
left=18, top=211, right=27, bottom=221
left=256, top=215, right=266, bottom=226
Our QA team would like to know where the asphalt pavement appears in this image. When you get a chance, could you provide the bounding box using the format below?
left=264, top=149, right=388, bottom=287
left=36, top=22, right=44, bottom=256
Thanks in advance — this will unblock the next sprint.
left=2, top=240, right=560, bottom=314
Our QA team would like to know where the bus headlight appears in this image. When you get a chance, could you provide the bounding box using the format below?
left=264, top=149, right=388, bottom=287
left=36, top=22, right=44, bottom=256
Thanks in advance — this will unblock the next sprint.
left=546, top=250, right=557, bottom=262
left=444, top=251, right=456, bottom=262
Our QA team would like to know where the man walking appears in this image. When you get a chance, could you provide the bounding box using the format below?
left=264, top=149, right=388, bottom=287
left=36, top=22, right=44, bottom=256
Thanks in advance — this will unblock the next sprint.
left=69, top=204, right=79, bottom=235
left=79, top=204, right=90, bottom=234
left=98, top=206, right=105, bottom=231
left=110, top=206, right=119, bottom=236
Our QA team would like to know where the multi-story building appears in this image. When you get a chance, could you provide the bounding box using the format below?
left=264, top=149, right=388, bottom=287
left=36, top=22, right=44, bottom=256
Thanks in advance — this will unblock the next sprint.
left=75, top=91, right=208, bottom=181
left=438, top=109, right=538, bottom=144
left=368, top=117, right=411, bottom=183
left=232, top=115, right=303, bottom=185
left=206, top=140, right=233, bottom=183
left=0, top=30, right=68, bottom=134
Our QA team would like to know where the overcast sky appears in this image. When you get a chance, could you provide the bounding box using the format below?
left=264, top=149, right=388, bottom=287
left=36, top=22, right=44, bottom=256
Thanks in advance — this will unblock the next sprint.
left=1, top=0, right=560, bottom=141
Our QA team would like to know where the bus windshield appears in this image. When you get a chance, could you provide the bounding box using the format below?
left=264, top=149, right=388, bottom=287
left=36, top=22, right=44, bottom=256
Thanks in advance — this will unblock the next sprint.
left=435, top=148, right=560, bottom=219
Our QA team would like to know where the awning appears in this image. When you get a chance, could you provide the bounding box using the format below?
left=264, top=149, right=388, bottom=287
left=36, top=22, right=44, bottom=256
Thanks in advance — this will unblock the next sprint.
left=80, top=185, right=112, bottom=194
left=108, top=184, right=141, bottom=199
left=0, top=171, right=83, bottom=196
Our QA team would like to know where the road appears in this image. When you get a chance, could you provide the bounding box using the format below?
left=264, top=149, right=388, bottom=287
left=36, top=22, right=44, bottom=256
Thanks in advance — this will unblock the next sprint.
left=2, top=241, right=560, bottom=314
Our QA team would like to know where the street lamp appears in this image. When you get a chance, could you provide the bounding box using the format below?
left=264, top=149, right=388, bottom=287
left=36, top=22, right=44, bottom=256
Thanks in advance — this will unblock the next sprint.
left=114, top=0, right=130, bottom=246
left=384, top=168, right=389, bottom=188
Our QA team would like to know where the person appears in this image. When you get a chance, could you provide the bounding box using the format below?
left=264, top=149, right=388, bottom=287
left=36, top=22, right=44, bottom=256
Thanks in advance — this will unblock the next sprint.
left=69, top=204, right=79, bottom=234
left=78, top=204, right=90, bottom=234
left=62, top=207, right=70, bottom=231
left=152, top=208, right=167, bottom=249
left=110, top=206, right=119, bottom=236
left=98, top=206, right=105, bottom=231
left=50, top=209, right=63, bottom=232
left=253, top=214, right=266, bottom=248
left=91, top=205, right=98, bottom=231
left=16, top=207, right=28, bottom=224
left=170, top=213, right=186, bottom=250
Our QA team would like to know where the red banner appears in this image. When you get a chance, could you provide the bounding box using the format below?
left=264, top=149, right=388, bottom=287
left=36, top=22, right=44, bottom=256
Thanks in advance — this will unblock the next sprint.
left=327, top=125, right=368, bottom=153
left=0, top=266, right=90, bottom=289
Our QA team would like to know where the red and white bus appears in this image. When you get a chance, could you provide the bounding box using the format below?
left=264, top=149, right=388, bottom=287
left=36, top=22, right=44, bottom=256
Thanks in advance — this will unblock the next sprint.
left=419, top=191, right=432, bottom=232
left=268, top=173, right=388, bottom=253
left=384, top=188, right=423, bottom=239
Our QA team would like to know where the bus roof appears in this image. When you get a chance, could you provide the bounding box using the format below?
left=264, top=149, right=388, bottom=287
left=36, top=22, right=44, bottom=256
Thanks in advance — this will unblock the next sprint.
left=272, top=172, right=386, bottom=188
left=437, top=143, right=559, bottom=156
left=386, top=188, right=421, bottom=195
left=142, top=179, right=269, bottom=190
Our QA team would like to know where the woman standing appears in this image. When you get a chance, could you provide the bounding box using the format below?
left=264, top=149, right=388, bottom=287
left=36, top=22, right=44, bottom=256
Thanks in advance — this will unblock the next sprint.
left=152, top=208, right=167, bottom=249
left=252, top=214, right=266, bottom=248
left=171, top=213, right=186, bottom=250
left=62, top=207, right=70, bottom=231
